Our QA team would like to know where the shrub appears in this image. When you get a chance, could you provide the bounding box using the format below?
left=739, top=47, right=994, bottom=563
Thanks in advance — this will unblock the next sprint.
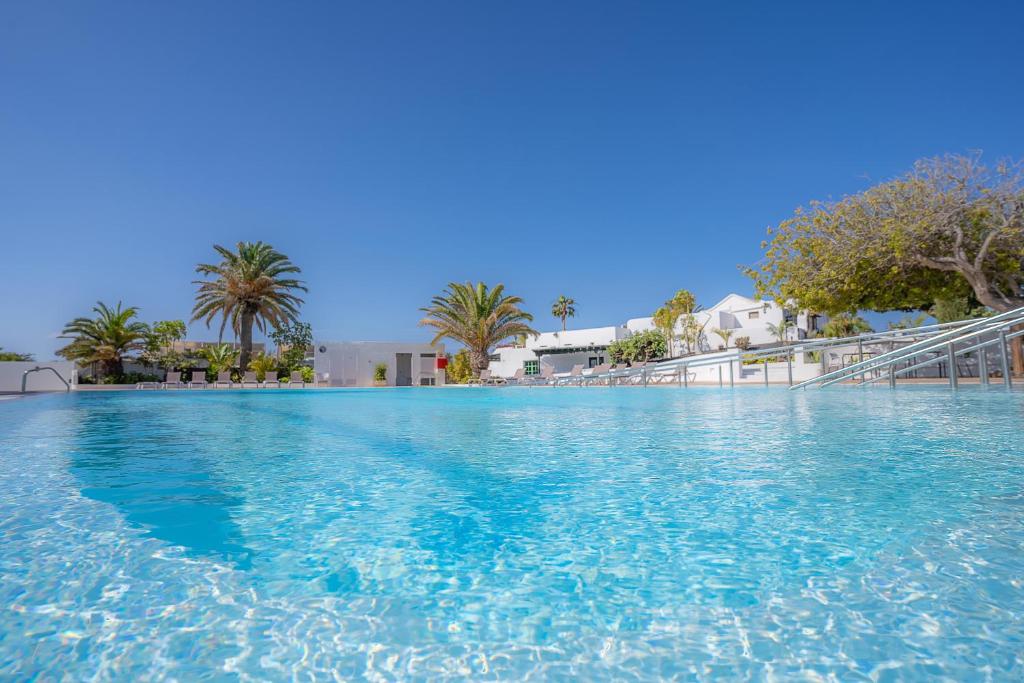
left=445, top=349, right=473, bottom=384
left=734, top=336, right=751, bottom=351
left=608, top=330, right=667, bottom=364
left=373, top=362, right=388, bottom=382
left=248, top=353, right=278, bottom=382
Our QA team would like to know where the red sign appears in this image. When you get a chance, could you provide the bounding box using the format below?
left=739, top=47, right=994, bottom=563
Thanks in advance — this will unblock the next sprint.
left=436, top=357, right=448, bottom=370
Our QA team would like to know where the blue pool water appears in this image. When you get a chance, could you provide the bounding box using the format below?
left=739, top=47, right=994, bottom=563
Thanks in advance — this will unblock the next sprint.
left=1, top=387, right=1023, bottom=680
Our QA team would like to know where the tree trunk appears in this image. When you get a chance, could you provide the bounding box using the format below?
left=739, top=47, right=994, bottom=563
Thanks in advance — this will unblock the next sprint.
left=562, top=317, right=566, bottom=332
left=239, top=309, right=254, bottom=372
left=103, top=358, right=124, bottom=381
left=469, top=349, right=489, bottom=378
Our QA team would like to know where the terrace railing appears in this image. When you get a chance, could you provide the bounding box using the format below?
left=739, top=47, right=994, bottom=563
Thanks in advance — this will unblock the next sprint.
left=538, top=306, right=1024, bottom=391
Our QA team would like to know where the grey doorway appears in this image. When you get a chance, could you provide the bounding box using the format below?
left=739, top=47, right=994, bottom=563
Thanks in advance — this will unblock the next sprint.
left=395, top=353, right=413, bottom=386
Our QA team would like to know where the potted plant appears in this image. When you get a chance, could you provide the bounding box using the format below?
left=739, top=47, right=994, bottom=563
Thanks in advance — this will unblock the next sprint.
left=373, top=362, right=388, bottom=387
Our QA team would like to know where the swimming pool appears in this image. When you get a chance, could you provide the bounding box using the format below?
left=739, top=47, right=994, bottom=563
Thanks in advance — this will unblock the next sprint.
left=1, top=387, right=1022, bottom=679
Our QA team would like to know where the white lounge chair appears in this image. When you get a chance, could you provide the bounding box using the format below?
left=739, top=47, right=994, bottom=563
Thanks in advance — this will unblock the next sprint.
left=241, top=371, right=260, bottom=388
left=161, top=371, right=184, bottom=389
left=556, top=364, right=584, bottom=386
left=213, top=371, right=233, bottom=388
left=264, top=371, right=280, bottom=388
left=188, top=370, right=208, bottom=389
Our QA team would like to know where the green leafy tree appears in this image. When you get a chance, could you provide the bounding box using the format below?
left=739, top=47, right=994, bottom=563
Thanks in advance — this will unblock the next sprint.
left=748, top=153, right=1024, bottom=315
left=607, top=330, right=667, bottom=364
left=270, top=321, right=313, bottom=371
left=143, top=320, right=188, bottom=370
left=373, top=362, right=388, bottom=383
left=653, top=289, right=704, bottom=356
left=821, top=313, right=874, bottom=338
left=0, top=348, right=34, bottom=361
left=420, top=282, right=537, bottom=378
left=192, top=241, right=307, bottom=372
left=445, top=349, right=473, bottom=384
left=551, top=295, right=576, bottom=332
left=57, top=302, right=150, bottom=380
left=928, top=295, right=992, bottom=324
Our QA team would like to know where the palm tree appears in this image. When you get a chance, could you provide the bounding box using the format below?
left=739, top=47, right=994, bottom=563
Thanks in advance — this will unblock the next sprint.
left=766, top=319, right=795, bottom=344
left=711, top=327, right=734, bottom=349
left=821, top=313, right=873, bottom=338
left=192, top=242, right=307, bottom=372
left=420, top=282, right=537, bottom=377
left=551, top=295, right=576, bottom=332
left=57, top=301, right=150, bottom=379
left=201, top=343, right=239, bottom=375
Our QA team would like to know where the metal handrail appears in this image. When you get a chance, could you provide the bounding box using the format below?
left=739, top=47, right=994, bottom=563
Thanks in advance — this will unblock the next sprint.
left=856, top=326, right=1024, bottom=386
left=792, top=307, right=1024, bottom=389
left=21, top=366, right=71, bottom=393
left=790, top=306, right=1024, bottom=389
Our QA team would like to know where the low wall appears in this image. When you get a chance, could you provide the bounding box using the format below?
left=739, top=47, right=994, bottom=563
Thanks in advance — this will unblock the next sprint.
left=0, top=361, right=76, bottom=393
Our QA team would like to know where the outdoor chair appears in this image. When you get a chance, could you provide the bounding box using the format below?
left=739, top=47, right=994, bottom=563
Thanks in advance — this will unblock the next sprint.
left=160, top=371, right=184, bottom=389
left=289, top=371, right=305, bottom=388
left=241, top=371, right=260, bottom=388
left=264, top=371, right=280, bottom=388
left=188, top=370, right=208, bottom=389
left=213, top=371, right=233, bottom=388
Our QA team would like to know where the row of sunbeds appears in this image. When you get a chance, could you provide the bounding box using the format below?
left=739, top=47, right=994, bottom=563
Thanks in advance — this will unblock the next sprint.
left=136, top=370, right=315, bottom=389
left=475, top=361, right=672, bottom=387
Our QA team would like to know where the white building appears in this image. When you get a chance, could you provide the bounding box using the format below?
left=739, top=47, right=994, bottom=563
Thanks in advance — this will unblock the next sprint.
left=314, top=341, right=446, bottom=387
left=488, top=293, right=824, bottom=380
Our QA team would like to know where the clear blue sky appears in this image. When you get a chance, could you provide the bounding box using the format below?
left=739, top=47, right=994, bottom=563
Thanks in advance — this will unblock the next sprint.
left=3, top=1, right=1022, bottom=358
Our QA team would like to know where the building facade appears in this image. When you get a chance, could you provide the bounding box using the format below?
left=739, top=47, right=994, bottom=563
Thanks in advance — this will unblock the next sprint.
left=487, top=293, right=825, bottom=379
left=314, top=341, right=446, bottom=387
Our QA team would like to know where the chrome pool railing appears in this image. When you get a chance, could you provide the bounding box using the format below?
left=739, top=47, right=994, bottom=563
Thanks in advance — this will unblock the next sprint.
left=21, top=366, right=71, bottom=393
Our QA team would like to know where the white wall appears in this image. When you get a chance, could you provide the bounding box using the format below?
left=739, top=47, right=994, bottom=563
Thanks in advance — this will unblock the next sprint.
left=0, top=361, right=76, bottom=393
left=314, top=342, right=445, bottom=387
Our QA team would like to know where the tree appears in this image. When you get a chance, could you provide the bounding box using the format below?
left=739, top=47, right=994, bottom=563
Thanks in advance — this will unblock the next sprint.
left=192, top=242, right=307, bottom=372
left=821, top=313, right=873, bottom=338
left=0, top=348, right=34, bottom=361
left=607, top=330, right=667, bottom=364
left=748, top=153, right=1024, bottom=315
left=766, top=319, right=795, bottom=344
left=653, top=289, right=703, bottom=356
left=711, top=327, right=734, bottom=349
left=248, top=353, right=278, bottom=381
left=270, top=321, right=313, bottom=371
left=143, top=320, right=188, bottom=370
left=444, top=349, right=473, bottom=384
left=888, top=313, right=928, bottom=331
left=201, top=343, right=238, bottom=375
left=57, top=302, right=150, bottom=380
left=551, top=295, right=576, bottom=332
left=928, top=295, right=991, bottom=324
left=420, top=282, right=537, bottom=377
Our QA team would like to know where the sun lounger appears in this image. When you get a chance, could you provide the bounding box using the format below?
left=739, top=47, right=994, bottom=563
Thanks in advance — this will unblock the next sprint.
left=160, top=371, right=184, bottom=389
left=188, top=370, right=208, bottom=389
left=584, top=363, right=611, bottom=385
left=241, top=371, right=260, bottom=388
left=288, top=371, right=305, bottom=388
left=264, top=371, right=280, bottom=388
left=468, top=369, right=491, bottom=385
left=213, top=371, right=233, bottom=388
left=508, top=368, right=525, bottom=384
left=556, top=364, right=584, bottom=386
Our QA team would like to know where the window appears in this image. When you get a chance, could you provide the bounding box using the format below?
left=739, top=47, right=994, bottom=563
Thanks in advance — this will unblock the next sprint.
left=588, top=356, right=604, bottom=368
left=488, top=353, right=501, bottom=362
left=523, top=360, right=539, bottom=376
left=420, top=377, right=436, bottom=386
left=747, top=311, right=760, bottom=320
